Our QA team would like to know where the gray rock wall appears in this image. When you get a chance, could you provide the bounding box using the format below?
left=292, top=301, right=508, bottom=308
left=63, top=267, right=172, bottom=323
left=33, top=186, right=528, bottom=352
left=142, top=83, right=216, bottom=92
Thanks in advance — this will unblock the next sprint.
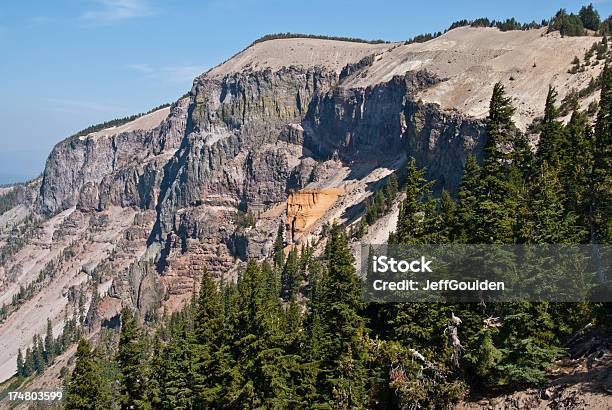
left=37, top=64, right=489, bottom=270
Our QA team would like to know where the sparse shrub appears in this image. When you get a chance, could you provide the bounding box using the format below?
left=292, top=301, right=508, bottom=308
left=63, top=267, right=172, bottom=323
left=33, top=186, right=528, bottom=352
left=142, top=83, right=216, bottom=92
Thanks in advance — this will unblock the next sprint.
left=569, top=56, right=581, bottom=74
left=233, top=210, right=256, bottom=229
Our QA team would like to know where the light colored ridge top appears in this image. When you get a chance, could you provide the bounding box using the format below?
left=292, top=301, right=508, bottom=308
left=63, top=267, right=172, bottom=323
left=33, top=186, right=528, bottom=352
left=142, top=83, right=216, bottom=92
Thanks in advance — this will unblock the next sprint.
left=207, top=38, right=395, bottom=77
left=205, top=28, right=602, bottom=129
left=0, top=187, right=14, bottom=197
left=86, top=106, right=171, bottom=138
left=343, top=26, right=602, bottom=129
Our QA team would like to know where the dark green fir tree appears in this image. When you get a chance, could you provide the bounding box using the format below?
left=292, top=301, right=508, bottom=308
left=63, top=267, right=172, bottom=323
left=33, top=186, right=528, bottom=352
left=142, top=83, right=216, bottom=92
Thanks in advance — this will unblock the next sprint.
left=65, top=339, right=102, bottom=410
left=116, top=308, right=147, bottom=409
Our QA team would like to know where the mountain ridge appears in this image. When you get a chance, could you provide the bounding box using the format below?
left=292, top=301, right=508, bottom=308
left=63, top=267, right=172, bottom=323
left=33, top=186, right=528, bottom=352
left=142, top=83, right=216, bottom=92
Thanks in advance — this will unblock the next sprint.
left=0, top=24, right=608, bottom=390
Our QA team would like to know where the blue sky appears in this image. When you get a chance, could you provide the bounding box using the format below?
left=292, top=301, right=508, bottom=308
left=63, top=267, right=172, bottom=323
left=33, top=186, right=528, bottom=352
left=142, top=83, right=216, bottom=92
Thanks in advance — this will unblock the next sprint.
left=0, top=0, right=610, bottom=183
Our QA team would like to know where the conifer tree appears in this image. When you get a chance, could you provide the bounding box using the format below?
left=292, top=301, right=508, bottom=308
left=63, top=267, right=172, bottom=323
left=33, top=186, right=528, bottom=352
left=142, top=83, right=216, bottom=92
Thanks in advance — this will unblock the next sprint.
left=261, top=260, right=280, bottom=301
left=222, top=260, right=286, bottom=406
left=16, top=348, right=25, bottom=378
left=456, top=155, right=482, bottom=243
left=591, top=62, right=612, bottom=243
left=421, top=195, right=447, bottom=244
left=579, top=3, right=600, bottom=31
left=365, top=198, right=377, bottom=225
left=394, top=158, right=434, bottom=244
left=374, top=189, right=385, bottom=216
left=384, top=173, right=399, bottom=209
left=306, top=309, right=324, bottom=362
left=273, top=222, right=285, bottom=267
left=281, top=248, right=300, bottom=300
left=117, top=307, right=147, bottom=409
left=24, top=348, right=34, bottom=376
left=32, top=335, right=45, bottom=374
left=163, top=329, right=195, bottom=410
left=357, top=218, right=367, bottom=238
left=145, top=334, right=165, bottom=409
left=511, top=130, right=534, bottom=179
left=561, top=110, right=592, bottom=219
left=463, top=329, right=502, bottom=379
left=303, top=257, right=323, bottom=303
left=517, top=162, right=584, bottom=244
left=303, top=313, right=327, bottom=404
left=65, top=339, right=102, bottom=410
left=44, top=318, right=55, bottom=363
left=537, top=86, right=564, bottom=166
left=480, top=82, right=519, bottom=243
left=383, top=188, right=476, bottom=375
left=299, top=242, right=312, bottom=281
left=484, top=82, right=515, bottom=173
left=192, top=268, right=224, bottom=406
left=36, top=335, right=45, bottom=373
left=31, top=337, right=40, bottom=374
left=438, top=190, right=458, bottom=243
left=493, top=302, right=560, bottom=385
left=382, top=158, right=455, bottom=370
left=222, top=280, right=235, bottom=318
left=312, top=224, right=368, bottom=407
left=193, top=269, right=223, bottom=346
left=284, top=298, right=302, bottom=352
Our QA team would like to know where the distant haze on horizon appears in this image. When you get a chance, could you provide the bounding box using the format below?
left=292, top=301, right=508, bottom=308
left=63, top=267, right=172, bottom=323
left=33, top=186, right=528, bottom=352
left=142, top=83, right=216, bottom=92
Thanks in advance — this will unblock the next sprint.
left=0, top=150, right=47, bottom=185
left=0, top=0, right=610, bottom=184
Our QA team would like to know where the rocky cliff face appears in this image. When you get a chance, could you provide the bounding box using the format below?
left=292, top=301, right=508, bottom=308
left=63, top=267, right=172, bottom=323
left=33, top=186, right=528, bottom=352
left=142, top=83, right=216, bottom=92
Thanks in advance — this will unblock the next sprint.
left=18, top=36, right=539, bottom=325
left=152, top=67, right=338, bottom=243
left=23, top=55, right=485, bottom=340
left=0, top=27, right=602, bottom=383
left=303, top=70, right=486, bottom=189
left=149, top=65, right=485, bottom=279
left=38, top=101, right=187, bottom=215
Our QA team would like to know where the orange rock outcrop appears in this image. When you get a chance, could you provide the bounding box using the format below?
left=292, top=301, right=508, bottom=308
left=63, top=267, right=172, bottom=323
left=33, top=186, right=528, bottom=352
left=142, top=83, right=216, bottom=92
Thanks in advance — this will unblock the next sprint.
left=286, top=189, right=342, bottom=243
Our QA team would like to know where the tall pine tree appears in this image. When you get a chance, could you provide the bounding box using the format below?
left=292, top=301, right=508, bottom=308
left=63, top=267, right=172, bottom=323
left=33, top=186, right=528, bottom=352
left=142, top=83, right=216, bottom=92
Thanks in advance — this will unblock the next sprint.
left=44, top=318, right=55, bottom=364
left=117, top=307, right=147, bottom=409
left=591, top=62, right=612, bottom=243
left=65, top=339, right=102, bottom=410
left=273, top=222, right=285, bottom=268
left=312, top=224, right=368, bottom=408
left=480, top=82, right=520, bottom=243
left=536, top=86, right=564, bottom=166
left=192, top=268, right=224, bottom=406
left=16, top=348, right=25, bottom=378
left=456, top=155, right=482, bottom=243
left=394, top=158, right=434, bottom=244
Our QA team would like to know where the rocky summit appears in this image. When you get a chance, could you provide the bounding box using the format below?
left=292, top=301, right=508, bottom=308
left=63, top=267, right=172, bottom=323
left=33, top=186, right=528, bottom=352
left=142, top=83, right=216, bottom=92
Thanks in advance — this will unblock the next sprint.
left=0, top=26, right=604, bottom=385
